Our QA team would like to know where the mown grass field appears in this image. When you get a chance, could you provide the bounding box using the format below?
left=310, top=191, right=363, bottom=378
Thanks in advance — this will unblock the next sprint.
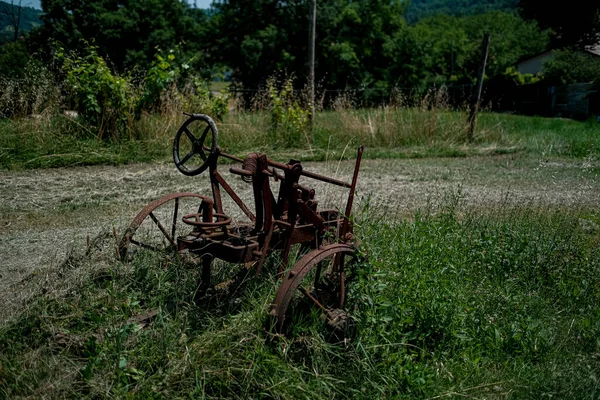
left=1, top=109, right=599, bottom=398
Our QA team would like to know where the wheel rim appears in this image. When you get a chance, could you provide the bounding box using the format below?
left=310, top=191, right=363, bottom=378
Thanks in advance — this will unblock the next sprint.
left=173, top=114, right=219, bottom=176
left=270, top=244, right=357, bottom=334
left=118, top=193, right=213, bottom=260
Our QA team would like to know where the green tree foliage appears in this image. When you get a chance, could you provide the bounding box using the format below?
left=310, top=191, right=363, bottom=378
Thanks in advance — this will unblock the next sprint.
left=317, top=0, right=407, bottom=89
left=37, top=0, right=211, bottom=72
left=519, top=0, right=600, bottom=47
left=0, top=40, right=28, bottom=77
left=210, top=0, right=310, bottom=89
left=213, top=0, right=407, bottom=90
left=59, top=45, right=134, bottom=139
left=212, top=0, right=547, bottom=92
left=404, top=0, right=518, bottom=24
left=542, top=49, right=600, bottom=85
left=383, top=11, right=548, bottom=89
left=3, top=0, right=552, bottom=110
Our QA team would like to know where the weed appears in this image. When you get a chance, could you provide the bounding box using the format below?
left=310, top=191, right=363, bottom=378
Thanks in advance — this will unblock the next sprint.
left=1, top=199, right=599, bottom=398
left=2, top=67, right=600, bottom=170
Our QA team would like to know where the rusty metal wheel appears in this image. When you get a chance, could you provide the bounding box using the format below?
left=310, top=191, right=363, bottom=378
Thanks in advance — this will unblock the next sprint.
left=173, top=114, right=219, bottom=176
left=118, top=192, right=213, bottom=260
left=270, top=243, right=358, bottom=335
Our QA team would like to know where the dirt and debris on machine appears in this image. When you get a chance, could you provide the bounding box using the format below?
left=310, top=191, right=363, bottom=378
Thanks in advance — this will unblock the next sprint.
left=118, top=113, right=364, bottom=334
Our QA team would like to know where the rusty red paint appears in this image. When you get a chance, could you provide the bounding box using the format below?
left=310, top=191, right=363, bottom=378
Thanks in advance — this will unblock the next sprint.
left=119, top=113, right=364, bottom=334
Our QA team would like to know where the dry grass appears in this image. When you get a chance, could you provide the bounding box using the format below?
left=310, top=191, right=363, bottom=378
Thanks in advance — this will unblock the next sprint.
left=1, top=152, right=598, bottom=324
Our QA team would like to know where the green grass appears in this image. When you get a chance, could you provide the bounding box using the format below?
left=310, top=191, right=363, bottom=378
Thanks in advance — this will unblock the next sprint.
left=2, top=201, right=599, bottom=398
left=210, top=81, right=230, bottom=92
left=0, top=117, right=168, bottom=169
left=2, top=109, right=600, bottom=170
left=478, top=113, right=600, bottom=158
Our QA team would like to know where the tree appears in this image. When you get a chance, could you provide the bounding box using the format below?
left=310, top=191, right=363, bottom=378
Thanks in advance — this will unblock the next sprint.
left=0, top=40, right=29, bottom=77
left=9, top=0, right=21, bottom=42
left=382, top=11, right=549, bottom=90
left=405, top=0, right=518, bottom=24
left=210, top=0, right=310, bottom=89
left=212, top=0, right=407, bottom=91
left=37, top=0, right=212, bottom=72
left=542, top=49, right=600, bottom=85
left=317, top=0, right=406, bottom=90
left=519, top=0, right=600, bottom=47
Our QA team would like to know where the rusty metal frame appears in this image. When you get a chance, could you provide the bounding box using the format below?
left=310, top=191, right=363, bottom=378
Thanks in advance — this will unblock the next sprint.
left=119, top=114, right=365, bottom=333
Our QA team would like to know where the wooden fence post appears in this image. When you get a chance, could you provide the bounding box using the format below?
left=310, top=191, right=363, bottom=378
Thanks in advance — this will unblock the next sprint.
left=467, top=33, right=490, bottom=142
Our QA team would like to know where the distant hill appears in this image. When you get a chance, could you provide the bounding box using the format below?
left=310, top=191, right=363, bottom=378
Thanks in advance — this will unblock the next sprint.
left=24, top=0, right=40, bottom=9
left=0, top=0, right=42, bottom=42
left=404, top=0, right=520, bottom=24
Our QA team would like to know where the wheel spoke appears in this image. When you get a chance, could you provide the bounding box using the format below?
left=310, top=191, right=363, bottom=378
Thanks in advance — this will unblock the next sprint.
left=120, top=193, right=212, bottom=260
left=299, top=287, right=327, bottom=311
left=271, top=244, right=356, bottom=334
left=171, top=197, right=179, bottom=240
left=149, top=211, right=176, bottom=248
left=180, top=150, right=195, bottom=166
left=184, top=127, right=196, bottom=142
left=198, top=148, right=207, bottom=161
left=198, top=125, right=210, bottom=146
left=337, top=255, right=346, bottom=308
left=314, top=261, right=323, bottom=290
left=130, top=239, right=162, bottom=253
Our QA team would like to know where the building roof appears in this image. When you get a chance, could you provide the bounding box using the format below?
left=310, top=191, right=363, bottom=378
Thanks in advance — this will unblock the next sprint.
left=585, top=45, right=600, bottom=57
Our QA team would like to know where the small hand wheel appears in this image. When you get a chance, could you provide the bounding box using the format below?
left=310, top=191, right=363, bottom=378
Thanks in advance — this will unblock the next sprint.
left=182, top=212, right=232, bottom=228
left=173, top=114, right=219, bottom=176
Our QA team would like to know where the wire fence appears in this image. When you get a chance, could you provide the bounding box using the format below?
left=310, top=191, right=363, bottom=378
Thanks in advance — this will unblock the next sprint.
left=226, top=83, right=477, bottom=110
left=226, top=81, right=597, bottom=118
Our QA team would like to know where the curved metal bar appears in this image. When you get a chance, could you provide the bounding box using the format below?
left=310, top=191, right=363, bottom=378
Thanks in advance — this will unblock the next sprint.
left=270, top=243, right=355, bottom=331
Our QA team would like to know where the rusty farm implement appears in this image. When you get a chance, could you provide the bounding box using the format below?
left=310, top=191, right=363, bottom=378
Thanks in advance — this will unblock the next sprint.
left=118, top=113, right=364, bottom=333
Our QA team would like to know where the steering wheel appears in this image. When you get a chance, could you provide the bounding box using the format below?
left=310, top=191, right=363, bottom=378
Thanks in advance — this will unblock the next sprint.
left=173, top=114, right=219, bottom=176
left=181, top=212, right=232, bottom=228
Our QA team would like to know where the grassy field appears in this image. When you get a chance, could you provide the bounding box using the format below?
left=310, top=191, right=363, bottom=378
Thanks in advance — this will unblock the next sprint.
left=1, top=200, right=599, bottom=398
left=2, top=107, right=600, bottom=170
left=1, top=109, right=599, bottom=398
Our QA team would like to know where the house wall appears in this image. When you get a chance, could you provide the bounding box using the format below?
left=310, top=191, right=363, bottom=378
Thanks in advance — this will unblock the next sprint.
left=516, top=51, right=554, bottom=75
left=552, top=83, right=595, bottom=118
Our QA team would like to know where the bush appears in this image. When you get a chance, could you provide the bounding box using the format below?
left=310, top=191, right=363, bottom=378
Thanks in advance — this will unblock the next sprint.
left=182, top=77, right=230, bottom=121
left=0, top=41, right=30, bottom=79
left=267, top=76, right=311, bottom=147
left=135, top=51, right=229, bottom=121
left=542, top=49, right=600, bottom=85
left=60, top=45, right=135, bottom=140
left=136, top=52, right=179, bottom=116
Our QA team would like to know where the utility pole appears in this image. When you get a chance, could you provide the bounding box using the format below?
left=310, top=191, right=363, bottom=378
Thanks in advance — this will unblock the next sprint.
left=467, top=33, right=490, bottom=142
left=308, top=0, right=316, bottom=131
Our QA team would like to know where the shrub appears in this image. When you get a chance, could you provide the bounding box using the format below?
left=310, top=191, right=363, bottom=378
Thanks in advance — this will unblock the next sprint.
left=60, top=45, right=134, bottom=140
left=267, top=76, right=310, bottom=147
left=136, top=52, right=180, bottom=116
left=542, top=49, right=600, bottom=85
left=182, top=77, right=230, bottom=121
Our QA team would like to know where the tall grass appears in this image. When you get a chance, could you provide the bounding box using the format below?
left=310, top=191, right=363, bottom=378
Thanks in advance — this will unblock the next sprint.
left=2, top=69, right=600, bottom=170
left=1, top=199, right=599, bottom=398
